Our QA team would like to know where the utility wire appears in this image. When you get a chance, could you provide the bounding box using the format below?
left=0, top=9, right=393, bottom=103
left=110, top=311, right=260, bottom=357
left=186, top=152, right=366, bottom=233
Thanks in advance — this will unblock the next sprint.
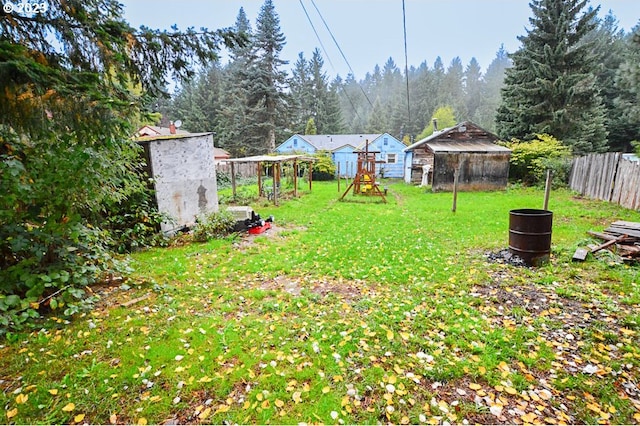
left=309, top=0, right=374, bottom=108
left=402, top=0, right=411, bottom=132
left=298, top=0, right=336, bottom=73
left=298, top=0, right=363, bottom=123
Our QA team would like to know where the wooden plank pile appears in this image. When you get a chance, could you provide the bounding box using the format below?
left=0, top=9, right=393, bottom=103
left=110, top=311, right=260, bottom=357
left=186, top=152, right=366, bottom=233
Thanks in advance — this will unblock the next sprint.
left=584, top=221, right=640, bottom=262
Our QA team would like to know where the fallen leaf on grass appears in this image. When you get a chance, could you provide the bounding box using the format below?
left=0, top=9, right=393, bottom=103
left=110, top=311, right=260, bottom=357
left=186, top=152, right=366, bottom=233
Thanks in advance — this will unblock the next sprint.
left=199, top=407, right=211, bottom=420
left=6, top=408, right=18, bottom=419
left=62, top=403, right=75, bottom=412
left=292, top=391, right=302, bottom=403
left=74, top=413, right=85, bottom=423
left=15, top=394, right=28, bottom=404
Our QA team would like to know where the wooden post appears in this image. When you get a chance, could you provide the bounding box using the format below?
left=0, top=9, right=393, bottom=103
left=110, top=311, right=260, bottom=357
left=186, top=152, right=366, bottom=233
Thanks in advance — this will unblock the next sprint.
left=452, top=167, right=459, bottom=213
left=543, top=169, right=552, bottom=210
left=337, top=162, right=341, bottom=192
left=231, top=161, right=237, bottom=198
left=293, top=160, right=299, bottom=198
left=308, top=161, right=313, bottom=191
left=273, top=162, right=280, bottom=205
left=257, top=162, right=263, bottom=198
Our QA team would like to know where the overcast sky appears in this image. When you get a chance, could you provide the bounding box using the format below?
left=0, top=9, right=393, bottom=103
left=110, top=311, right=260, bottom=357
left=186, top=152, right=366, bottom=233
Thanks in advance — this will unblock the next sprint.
left=122, top=0, right=639, bottom=83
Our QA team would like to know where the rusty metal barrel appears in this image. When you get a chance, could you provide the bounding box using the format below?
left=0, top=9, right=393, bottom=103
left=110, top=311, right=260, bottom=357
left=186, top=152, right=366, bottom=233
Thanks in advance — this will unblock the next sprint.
left=508, top=209, right=553, bottom=266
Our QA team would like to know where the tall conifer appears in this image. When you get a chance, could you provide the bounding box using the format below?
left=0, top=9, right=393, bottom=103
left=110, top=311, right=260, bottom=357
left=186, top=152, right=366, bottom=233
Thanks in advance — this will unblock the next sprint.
left=496, top=0, right=608, bottom=154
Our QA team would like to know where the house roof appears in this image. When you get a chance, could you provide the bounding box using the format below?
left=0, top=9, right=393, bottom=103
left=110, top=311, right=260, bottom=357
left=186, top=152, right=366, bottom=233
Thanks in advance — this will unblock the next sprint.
left=297, top=134, right=382, bottom=151
left=404, top=121, right=507, bottom=153
left=214, top=147, right=230, bottom=159
left=136, top=125, right=190, bottom=137
left=225, top=154, right=316, bottom=164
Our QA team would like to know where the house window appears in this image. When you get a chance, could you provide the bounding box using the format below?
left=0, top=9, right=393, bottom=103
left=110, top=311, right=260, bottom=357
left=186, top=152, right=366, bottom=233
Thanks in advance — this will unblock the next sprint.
left=387, top=153, right=397, bottom=164
left=384, top=137, right=388, bottom=146
left=293, top=139, right=298, bottom=147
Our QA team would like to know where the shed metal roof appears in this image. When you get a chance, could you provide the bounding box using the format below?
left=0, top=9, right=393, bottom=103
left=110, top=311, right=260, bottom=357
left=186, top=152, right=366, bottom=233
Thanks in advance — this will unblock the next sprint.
left=427, top=141, right=511, bottom=153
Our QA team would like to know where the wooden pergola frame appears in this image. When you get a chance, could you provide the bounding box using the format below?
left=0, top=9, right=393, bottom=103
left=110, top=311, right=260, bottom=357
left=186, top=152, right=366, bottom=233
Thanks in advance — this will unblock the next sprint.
left=224, top=154, right=316, bottom=205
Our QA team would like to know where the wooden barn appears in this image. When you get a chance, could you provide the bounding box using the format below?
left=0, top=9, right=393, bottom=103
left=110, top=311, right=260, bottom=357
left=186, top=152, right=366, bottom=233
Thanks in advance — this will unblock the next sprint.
left=403, top=121, right=510, bottom=191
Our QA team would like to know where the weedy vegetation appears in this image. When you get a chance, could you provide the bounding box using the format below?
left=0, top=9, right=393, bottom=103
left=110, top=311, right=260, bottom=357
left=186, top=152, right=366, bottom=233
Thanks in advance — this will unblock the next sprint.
left=1, top=181, right=639, bottom=425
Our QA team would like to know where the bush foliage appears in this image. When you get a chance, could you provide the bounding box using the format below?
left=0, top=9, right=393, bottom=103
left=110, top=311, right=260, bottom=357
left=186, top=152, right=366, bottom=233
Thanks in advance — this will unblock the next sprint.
left=311, top=151, right=336, bottom=181
left=506, top=134, right=573, bottom=186
left=192, top=209, right=237, bottom=242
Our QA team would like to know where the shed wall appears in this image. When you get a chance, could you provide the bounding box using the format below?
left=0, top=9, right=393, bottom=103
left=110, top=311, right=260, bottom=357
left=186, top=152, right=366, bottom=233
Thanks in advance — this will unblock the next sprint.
left=432, top=152, right=510, bottom=192
left=146, top=134, right=218, bottom=231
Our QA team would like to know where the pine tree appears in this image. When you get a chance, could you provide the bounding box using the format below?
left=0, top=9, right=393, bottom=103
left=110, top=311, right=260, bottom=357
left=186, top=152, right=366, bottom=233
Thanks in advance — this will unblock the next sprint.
left=496, top=0, right=608, bottom=154
left=243, top=0, right=289, bottom=154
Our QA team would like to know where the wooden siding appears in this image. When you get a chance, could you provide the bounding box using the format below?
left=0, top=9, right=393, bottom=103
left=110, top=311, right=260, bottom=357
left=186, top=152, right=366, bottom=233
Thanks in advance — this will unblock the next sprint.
left=404, top=122, right=509, bottom=189
left=569, top=153, right=640, bottom=210
left=408, top=146, right=434, bottom=184
left=432, top=152, right=510, bottom=192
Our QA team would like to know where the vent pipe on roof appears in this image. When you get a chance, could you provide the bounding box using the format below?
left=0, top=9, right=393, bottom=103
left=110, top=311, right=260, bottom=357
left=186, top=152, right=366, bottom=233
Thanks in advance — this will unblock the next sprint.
left=169, top=121, right=176, bottom=134
left=432, top=118, right=438, bottom=132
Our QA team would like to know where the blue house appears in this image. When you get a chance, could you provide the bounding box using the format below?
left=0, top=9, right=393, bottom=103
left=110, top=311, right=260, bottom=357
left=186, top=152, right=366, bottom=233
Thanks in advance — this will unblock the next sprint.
left=275, top=133, right=407, bottom=178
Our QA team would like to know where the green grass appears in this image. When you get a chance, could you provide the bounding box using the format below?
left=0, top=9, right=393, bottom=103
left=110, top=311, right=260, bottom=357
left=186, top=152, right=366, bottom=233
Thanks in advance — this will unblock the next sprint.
left=1, top=181, right=640, bottom=425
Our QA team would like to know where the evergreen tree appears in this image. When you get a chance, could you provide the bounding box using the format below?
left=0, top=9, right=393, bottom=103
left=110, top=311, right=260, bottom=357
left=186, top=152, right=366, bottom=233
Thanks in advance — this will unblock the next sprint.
left=171, top=63, right=223, bottom=132
left=305, top=117, right=318, bottom=135
left=496, top=0, right=608, bottom=155
left=244, top=0, right=289, bottom=154
left=366, top=97, right=388, bottom=133
left=0, top=0, right=242, bottom=320
left=289, top=52, right=314, bottom=133
left=613, top=24, right=640, bottom=151
left=587, top=11, right=635, bottom=151
left=464, top=57, right=484, bottom=123
left=476, top=45, right=511, bottom=133
left=442, top=57, right=466, bottom=118
left=217, top=7, right=254, bottom=156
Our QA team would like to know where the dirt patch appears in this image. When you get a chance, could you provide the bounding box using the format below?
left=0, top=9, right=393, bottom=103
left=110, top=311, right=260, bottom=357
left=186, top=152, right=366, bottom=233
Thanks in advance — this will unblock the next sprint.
left=232, top=223, right=306, bottom=250
left=259, top=275, right=375, bottom=303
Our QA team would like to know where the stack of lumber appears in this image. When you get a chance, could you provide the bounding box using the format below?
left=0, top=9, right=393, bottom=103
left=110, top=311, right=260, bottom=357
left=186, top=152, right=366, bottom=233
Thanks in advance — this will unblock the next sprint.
left=587, top=221, right=640, bottom=262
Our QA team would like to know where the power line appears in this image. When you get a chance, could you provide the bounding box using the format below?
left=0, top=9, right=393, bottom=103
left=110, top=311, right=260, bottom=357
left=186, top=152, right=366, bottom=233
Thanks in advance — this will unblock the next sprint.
left=298, top=0, right=364, bottom=124
left=402, top=0, right=411, bottom=131
left=309, top=0, right=374, bottom=108
left=298, top=0, right=336, bottom=73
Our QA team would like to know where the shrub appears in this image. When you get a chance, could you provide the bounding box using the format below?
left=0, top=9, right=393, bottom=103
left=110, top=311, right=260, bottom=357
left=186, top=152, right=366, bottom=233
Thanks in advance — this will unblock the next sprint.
left=100, top=187, right=169, bottom=253
left=311, top=151, right=336, bottom=181
left=0, top=222, right=126, bottom=336
left=192, top=208, right=236, bottom=242
left=216, top=170, right=232, bottom=188
left=506, top=134, right=572, bottom=186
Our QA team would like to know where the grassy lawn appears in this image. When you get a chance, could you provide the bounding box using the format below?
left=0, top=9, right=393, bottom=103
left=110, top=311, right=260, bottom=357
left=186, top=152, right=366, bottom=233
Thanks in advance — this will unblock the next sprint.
left=2, top=181, right=640, bottom=425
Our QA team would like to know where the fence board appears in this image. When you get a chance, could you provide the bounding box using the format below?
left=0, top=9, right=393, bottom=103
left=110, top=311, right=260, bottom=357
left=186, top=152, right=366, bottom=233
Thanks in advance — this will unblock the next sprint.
left=570, top=153, right=639, bottom=211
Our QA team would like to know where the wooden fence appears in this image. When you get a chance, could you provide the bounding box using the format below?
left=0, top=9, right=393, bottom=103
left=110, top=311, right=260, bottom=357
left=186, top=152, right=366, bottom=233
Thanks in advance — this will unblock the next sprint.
left=569, top=152, right=640, bottom=210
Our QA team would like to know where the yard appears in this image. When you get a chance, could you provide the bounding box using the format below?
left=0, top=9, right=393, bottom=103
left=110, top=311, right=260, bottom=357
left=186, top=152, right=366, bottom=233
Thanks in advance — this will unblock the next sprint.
left=2, top=181, right=640, bottom=425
